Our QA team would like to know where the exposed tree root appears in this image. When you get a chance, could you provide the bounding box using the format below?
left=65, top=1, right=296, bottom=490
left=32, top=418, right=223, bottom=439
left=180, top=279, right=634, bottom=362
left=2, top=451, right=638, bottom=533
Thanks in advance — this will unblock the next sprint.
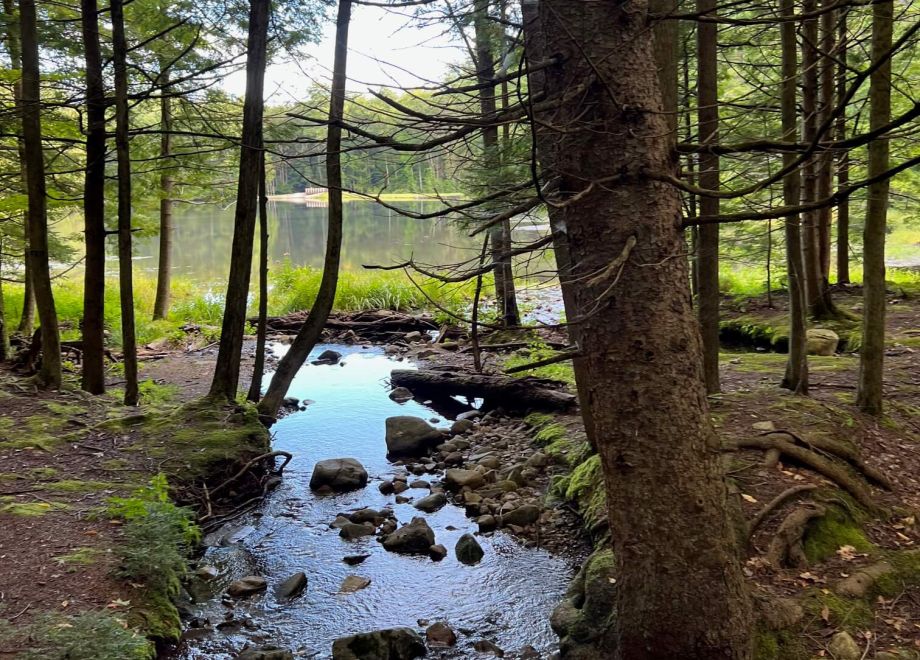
left=764, top=429, right=893, bottom=490
left=734, top=436, right=876, bottom=510
left=749, top=484, right=819, bottom=540
left=766, top=504, right=827, bottom=567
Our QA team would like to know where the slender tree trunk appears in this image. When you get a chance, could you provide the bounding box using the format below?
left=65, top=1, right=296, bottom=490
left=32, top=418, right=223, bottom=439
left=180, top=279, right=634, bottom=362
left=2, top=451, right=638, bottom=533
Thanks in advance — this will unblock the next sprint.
left=0, top=238, right=9, bottom=360
left=801, top=0, right=835, bottom=319
left=856, top=0, right=893, bottom=416
left=111, top=0, right=138, bottom=405
left=209, top=0, right=270, bottom=400
left=18, top=0, right=61, bottom=388
left=781, top=0, right=809, bottom=394
left=3, top=0, right=34, bottom=336
left=523, top=0, right=752, bottom=656
left=257, top=0, right=351, bottom=418
left=474, top=0, right=519, bottom=328
left=696, top=0, right=720, bottom=393
left=835, top=11, right=851, bottom=284
left=247, top=152, right=269, bottom=402
left=79, top=0, right=107, bottom=394
left=816, top=2, right=836, bottom=282
left=153, top=90, right=174, bottom=320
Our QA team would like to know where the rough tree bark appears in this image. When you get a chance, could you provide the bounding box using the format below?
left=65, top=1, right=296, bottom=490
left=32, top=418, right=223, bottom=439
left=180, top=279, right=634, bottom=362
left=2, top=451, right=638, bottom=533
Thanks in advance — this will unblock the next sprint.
left=153, top=88, right=174, bottom=320
left=816, top=1, right=836, bottom=283
left=856, top=0, right=893, bottom=415
left=473, top=0, right=520, bottom=328
left=522, top=0, right=752, bottom=656
left=2, top=0, right=34, bottom=336
left=835, top=11, right=850, bottom=284
left=257, top=0, right=351, bottom=418
left=209, top=0, right=270, bottom=400
left=80, top=0, right=107, bottom=395
left=111, top=0, right=138, bottom=405
left=247, top=152, right=269, bottom=403
left=781, top=0, right=809, bottom=393
left=696, top=0, right=721, bottom=394
left=18, top=0, right=61, bottom=388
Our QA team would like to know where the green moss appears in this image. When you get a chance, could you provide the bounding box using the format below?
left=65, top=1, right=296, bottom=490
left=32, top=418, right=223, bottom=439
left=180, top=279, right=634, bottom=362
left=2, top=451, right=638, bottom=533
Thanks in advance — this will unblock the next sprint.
left=534, top=422, right=566, bottom=446
left=754, top=629, right=809, bottom=660
left=0, top=472, right=23, bottom=482
left=128, top=581, right=182, bottom=643
left=803, top=504, right=873, bottom=563
left=525, top=412, right=553, bottom=429
left=802, top=589, right=874, bottom=629
left=1, top=501, right=69, bottom=516
left=28, top=467, right=58, bottom=480
left=565, top=454, right=608, bottom=535
left=101, top=458, right=130, bottom=470
left=54, top=547, right=100, bottom=566
left=46, top=479, right=129, bottom=493
left=873, top=550, right=920, bottom=597
left=44, top=401, right=85, bottom=416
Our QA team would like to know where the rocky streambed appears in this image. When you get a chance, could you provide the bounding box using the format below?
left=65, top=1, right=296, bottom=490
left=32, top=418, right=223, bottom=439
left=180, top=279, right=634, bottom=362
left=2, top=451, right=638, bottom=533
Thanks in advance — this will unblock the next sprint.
left=174, top=342, right=583, bottom=659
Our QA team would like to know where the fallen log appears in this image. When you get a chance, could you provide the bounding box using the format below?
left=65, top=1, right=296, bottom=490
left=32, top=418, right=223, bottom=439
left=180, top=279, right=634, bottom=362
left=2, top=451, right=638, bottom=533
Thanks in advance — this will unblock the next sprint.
left=390, top=369, right=576, bottom=411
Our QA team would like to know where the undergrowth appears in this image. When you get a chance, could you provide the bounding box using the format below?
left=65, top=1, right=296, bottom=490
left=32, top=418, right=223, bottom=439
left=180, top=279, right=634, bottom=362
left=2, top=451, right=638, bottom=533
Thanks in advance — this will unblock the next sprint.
left=0, top=610, right=154, bottom=660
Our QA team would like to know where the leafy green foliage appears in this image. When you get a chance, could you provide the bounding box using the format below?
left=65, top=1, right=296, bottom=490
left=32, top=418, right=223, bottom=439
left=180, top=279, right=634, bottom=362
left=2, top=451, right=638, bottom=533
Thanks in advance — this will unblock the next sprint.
left=0, top=611, right=154, bottom=660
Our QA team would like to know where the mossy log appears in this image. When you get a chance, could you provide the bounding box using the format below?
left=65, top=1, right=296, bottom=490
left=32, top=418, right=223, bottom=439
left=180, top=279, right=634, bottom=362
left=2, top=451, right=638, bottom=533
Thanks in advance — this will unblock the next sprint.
left=390, top=368, right=577, bottom=411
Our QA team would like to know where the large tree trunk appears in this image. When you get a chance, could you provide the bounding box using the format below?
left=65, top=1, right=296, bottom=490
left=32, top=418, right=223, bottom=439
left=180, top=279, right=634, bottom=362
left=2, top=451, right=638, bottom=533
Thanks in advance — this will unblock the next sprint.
left=153, top=90, right=174, bottom=320
left=835, top=11, right=851, bottom=285
left=856, top=0, right=893, bottom=415
left=112, top=0, right=138, bottom=405
left=781, top=0, right=809, bottom=393
left=18, top=0, right=61, bottom=388
left=474, top=0, right=519, bottom=329
left=247, top=152, right=269, bottom=403
left=257, top=0, right=351, bottom=418
left=80, top=0, right=107, bottom=395
left=2, top=0, right=34, bottom=337
left=522, top=0, right=752, bottom=657
left=209, top=0, right=270, bottom=400
left=696, top=0, right=721, bottom=394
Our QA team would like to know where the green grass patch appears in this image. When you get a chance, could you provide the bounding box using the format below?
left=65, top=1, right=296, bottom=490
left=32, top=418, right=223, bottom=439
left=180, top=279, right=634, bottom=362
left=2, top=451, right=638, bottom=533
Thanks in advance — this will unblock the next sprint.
left=1, top=500, right=69, bottom=516
left=0, top=610, right=154, bottom=659
left=46, top=480, right=129, bottom=494
left=503, top=342, right=576, bottom=385
left=54, top=547, right=100, bottom=566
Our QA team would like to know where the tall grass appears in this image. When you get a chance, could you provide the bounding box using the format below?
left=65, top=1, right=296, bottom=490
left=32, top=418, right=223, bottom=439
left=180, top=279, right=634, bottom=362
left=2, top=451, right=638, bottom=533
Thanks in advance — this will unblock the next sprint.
left=1, top=263, right=477, bottom=346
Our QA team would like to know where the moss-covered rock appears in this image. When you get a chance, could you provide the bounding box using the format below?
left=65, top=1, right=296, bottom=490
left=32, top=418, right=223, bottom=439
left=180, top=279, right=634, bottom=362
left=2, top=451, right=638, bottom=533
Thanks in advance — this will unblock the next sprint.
left=551, top=548, right=617, bottom=658
left=802, top=502, right=872, bottom=563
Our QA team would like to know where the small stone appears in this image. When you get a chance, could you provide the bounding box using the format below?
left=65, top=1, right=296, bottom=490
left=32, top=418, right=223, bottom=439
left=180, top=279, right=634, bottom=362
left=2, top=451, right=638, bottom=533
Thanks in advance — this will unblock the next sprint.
left=450, top=419, right=475, bottom=435
left=392, top=480, right=409, bottom=494
left=382, top=517, right=436, bottom=555
left=428, top=544, right=448, bottom=561
left=389, top=386, right=414, bottom=403
left=339, top=575, right=371, bottom=593
left=525, top=452, right=548, bottom=468
left=195, top=565, right=219, bottom=581
left=425, top=622, right=457, bottom=647
left=409, top=479, right=430, bottom=489
left=405, top=331, right=422, bottom=342
left=395, top=495, right=411, bottom=504
left=477, top=515, right=498, bottom=533
left=455, top=533, right=484, bottom=565
left=445, top=469, right=484, bottom=491
left=339, top=522, right=376, bottom=540
left=444, top=452, right=464, bottom=465
left=275, top=572, right=307, bottom=600
left=332, top=628, right=425, bottom=659
left=227, top=576, right=267, bottom=598
left=414, top=492, right=447, bottom=513
left=379, top=480, right=395, bottom=495
left=752, top=421, right=776, bottom=431
left=501, top=504, right=540, bottom=527
left=827, top=631, right=860, bottom=660
left=237, top=646, right=294, bottom=660
left=313, top=349, right=342, bottom=364
left=473, top=639, right=504, bottom=657
left=478, top=456, right=501, bottom=470
left=343, top=554, right=370, bottom=566
left=456, top=410, right=482, bottom=421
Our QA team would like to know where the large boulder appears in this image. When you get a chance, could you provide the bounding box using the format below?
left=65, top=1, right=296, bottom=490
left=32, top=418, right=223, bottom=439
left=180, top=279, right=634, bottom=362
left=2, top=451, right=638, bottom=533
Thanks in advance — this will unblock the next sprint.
left=331, top=627, right=426, bottom=660
left=806, top=328, right=839, bottom=356
left=310, top=458, right=368, bottom=492
left=382, top=517, right=435, bottom=555
left=455, top=533, right=484, bottom=565
left=385, top=416, right=442, bottom=457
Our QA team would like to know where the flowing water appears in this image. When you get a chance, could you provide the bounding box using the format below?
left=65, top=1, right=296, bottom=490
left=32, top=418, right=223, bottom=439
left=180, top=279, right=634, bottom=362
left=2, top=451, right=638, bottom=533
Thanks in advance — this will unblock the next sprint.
left=177, top=342, right=574, bottom=659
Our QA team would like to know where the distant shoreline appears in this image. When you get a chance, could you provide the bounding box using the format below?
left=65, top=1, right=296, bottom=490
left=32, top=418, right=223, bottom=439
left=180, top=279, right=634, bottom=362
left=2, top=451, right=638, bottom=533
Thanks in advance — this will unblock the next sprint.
left=268, top=191, right=465, bottom=203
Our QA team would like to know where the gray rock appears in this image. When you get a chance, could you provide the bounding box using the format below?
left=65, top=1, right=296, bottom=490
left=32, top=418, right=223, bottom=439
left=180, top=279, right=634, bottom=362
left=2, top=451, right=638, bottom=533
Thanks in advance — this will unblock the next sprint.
left=477, top=515, right=498, bottom=533
left=227, top=576, right=267, bottom=598
left=450, top=419, right=475, bottom=435
left=382, top=517, right=436, bottom=555
left=478, top=456, right=501, bottom=470
left=456, top=410, right=482, bottom=421
left=275, top=572, right=307, bottom=600
left=455, top=533, right=484, bottom=565
left=806, top=328, right=839, bottom=356
left=194, top=565, right=219, bottom=581
left=426, top=622, right=457, bottom=647
left=348, top=508, right=387, bottom=525
left=331, top=627, right=426, bottom=659
left=343, top=554, right=370, bottom=565
left=237, top=646, right=294, bottom=660
left=473, top=640, right=504, bottom=657
left=385, top=416, right=443, bottom=457
left=339, top=522, right=376, bottom=540
left=310, top=458, right=368, bottom=492
left=428, top=544, right=448, bottom=561
left=445, top=469, right=484, bottom=491
left=501, top=504, right=541, bottom=527
left=828, top=631, right=861, bottom=660
left=409, top=479, right=430, bottom=489
left=413, top=492, right=447, bottom=513
left=525, top=452, right=548, bottom=468
left=379, top=480, right=395, bottom=495
left=388, top=386, right=414, bottom=403
left=313, top=349, right=343, bottom=365
left=339, top=575, right=372, bottom=593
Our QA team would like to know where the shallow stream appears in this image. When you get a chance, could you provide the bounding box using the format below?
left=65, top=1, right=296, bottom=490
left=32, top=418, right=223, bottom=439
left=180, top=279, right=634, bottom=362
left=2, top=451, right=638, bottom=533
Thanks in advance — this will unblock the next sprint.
left=177, top=343, right=573, bottom=659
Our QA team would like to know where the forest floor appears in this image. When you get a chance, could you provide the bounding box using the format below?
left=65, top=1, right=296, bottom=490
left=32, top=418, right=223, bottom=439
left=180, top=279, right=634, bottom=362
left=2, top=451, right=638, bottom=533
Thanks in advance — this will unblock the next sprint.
left=0, top=283, right=917, bottom=659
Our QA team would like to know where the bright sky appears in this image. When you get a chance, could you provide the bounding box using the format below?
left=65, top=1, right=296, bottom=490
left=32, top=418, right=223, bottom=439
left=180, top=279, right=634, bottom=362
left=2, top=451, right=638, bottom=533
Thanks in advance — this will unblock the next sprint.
left=223, top=5, right=464, bottom=100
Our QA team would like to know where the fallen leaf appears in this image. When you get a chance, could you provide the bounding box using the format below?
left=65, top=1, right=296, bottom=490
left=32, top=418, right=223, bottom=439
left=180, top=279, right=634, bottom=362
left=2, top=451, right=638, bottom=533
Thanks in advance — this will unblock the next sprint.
left=741, top=493, right=758, bottom=504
